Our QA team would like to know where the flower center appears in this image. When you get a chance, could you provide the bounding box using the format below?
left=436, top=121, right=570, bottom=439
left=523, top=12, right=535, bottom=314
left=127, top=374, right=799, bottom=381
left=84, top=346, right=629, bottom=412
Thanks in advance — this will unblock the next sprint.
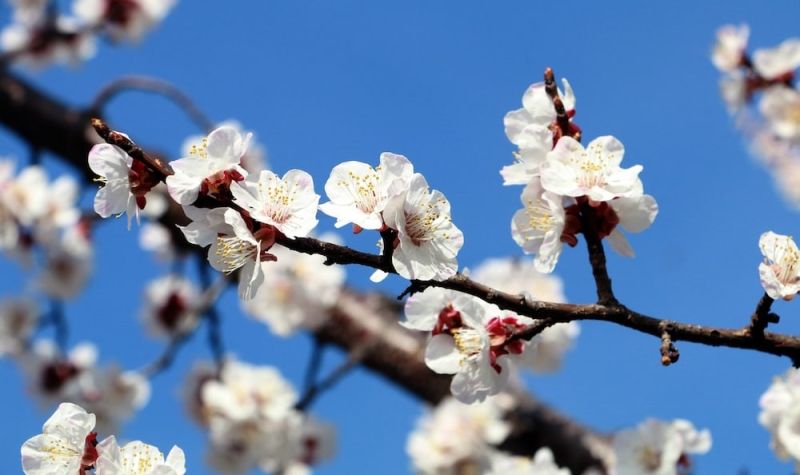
left=638, top=446, right=663, bottom=471
left=452, top=328, right=483, bottom=358
left=214, top=236, right=257, bottom=273
left=341, top=169, right=381, bottom=213
left=157, top=293, right=188, bottom=331
left=773, top=241, right=800, bottom=283
left=523, top=198, right=555, bottom=231
left=259, top=178, right=301, bottom=224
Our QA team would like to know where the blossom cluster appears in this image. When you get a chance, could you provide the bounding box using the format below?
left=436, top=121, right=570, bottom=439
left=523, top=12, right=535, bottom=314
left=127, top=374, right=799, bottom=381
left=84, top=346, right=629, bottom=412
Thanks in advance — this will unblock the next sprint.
left=91, top=121, right=462, bottom=304
left=502, top=75, right=658, bottom=272
left=406, top=396, right=711, bottom=475
left=183, top=357, right=335, bottom=474
left=20, top=340, right=150, bottom=434
left=610, top=418, right=711, bottom=475
left=402, top=258, right=577, bottom=403
left=0, top=162, right=92, bottom=299
left=22, top=402, right=185, bottom=475
left=759, top=367, right=800, bottom=467
left=319, top=152, right=463, bottom=281
left=2, top=0, right=176, bottom=67
left=712, top=25, right=800, bottom=207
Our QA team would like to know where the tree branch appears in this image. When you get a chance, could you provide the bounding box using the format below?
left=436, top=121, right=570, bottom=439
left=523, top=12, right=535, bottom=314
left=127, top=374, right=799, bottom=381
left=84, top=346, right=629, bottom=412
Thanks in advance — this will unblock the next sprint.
left=89, top=76, right=215, bottom=132
left=0, top=66, right=618, bottom=473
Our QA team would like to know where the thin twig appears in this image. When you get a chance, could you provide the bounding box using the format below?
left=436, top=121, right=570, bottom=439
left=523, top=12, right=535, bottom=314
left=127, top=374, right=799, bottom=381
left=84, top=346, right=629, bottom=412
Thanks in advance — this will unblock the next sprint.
left=295, top=349, right=364, bottom=411
left=89, top=76, right=214, bottom=132
left=199, top=261, right=226, bottom=368
left=748, top=292, right=777, bottom=338
left=49, top=300, right=68, bottom=353
left=303, top=339, right=325, bottom=394
left=91, top=118, right=174, bottom=177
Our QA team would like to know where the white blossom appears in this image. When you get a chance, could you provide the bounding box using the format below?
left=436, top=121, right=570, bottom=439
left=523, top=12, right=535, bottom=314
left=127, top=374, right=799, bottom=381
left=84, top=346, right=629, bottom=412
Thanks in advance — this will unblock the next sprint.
left=166, top=125, right=250, bottom=205
left=758, top=231, right=800, bottom=300
left=20, top=340, right=98, bottom=404
left=241, top=234, right=345, bottom=336
left=486, top=448, right=571, bottom=475
left=759, top=368, right=800, bottom=461
left=0, top=161, right=20, bottom=251
left=612, top=419, right=711, bottom=475
left=501, top=78, right=576, bottom=186
left=96, top=437, right=186, bottom=475
left=38, top=226, right=93, bottom=299
left=74, top=0, right=177, bottom=42
left=760, top=86, right=800, bottom=141
left=202, top=358, right=298, bottom=423
left=720, top=72, right=747, bottom=113
left=501, top=123, right=552, bottom=186
left=88, top=143, right=138, bottom=228
left=0, top=297, right=38, bottom=356
left=139, top=221, right=175, bottom=261
left=606, top=190, right=659, bottom=258
left=711, top=24, right=749, bottom=72
left=504, top=78, right=575, bottom=140
left=319, top=152, right=414, bottom=229
left=407, top=396, right=510, bottom=475
left=426, top=299, right=527, bottom=403
left=1, top=17, right=97, bottom=68
left=141, top=274, right=201, bottom=337
left=4, top=165, right=48, bottom=226
left=8, top=0, right=49, bottom=24
left=472, top=257, right=578, bottom=373
left=230, top=169, right=320, bottom=239
left=81, top=366, right=151, bottom=434
left=753, top=38, right=800, bottom=80
left=182, top=120, right=267, bottom=175
left=193, top=358, right=334, bottom=474
left=35, top=174, right=81, bottom=243
left=200, top=207, right=266, bottom=300
left=383, top=173, right=464, bottom=281
left=511, top=179, right=567, bottom=273
left=21, top=403, right=97, bottom=475
left=541, top=136, right=642, bottom=202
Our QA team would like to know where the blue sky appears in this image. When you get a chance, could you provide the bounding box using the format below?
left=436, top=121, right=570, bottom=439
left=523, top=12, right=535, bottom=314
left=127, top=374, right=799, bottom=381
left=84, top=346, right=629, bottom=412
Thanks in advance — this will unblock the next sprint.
left=2, top=1, right=800, bottom=473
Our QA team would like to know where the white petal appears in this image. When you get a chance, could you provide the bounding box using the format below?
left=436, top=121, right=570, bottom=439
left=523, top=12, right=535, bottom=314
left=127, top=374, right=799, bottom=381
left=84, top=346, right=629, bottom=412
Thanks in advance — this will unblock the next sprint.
left=424, top=334, right=461, bottom=374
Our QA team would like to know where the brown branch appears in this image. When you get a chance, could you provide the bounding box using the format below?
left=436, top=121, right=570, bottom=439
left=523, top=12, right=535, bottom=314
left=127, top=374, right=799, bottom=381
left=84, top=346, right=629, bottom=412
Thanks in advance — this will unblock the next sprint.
left=0, top=69, right=611, bottom=472
left=543, top=67, right=572, bottom=139
left=90, top=118, right=174, bottom=177
left=747, top=292, right=776, bottom=338
left=579, top=202, right=618, bottom=306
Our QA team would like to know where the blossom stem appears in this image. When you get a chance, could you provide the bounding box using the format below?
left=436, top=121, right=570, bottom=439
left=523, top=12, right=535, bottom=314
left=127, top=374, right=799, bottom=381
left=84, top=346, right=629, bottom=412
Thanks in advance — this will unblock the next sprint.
left=578, top=202, right=619, bottom=306
left=747, top=292, right=776, bottom=338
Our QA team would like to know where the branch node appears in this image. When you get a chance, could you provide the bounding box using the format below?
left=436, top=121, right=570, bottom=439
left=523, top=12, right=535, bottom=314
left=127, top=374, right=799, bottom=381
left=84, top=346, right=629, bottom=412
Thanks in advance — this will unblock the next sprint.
left=660, top=331, right=680, bottom=366
left=748, top=293, right=775, bottom=338
left=397, top=280, right=429, bottom=300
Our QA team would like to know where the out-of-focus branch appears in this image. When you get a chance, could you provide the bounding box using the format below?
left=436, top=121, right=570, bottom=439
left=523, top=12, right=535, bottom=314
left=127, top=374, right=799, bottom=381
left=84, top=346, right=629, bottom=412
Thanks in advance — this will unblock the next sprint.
left=89, top=76, right=215, bottom=132
left=0, top=68, right=612, bottom=472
